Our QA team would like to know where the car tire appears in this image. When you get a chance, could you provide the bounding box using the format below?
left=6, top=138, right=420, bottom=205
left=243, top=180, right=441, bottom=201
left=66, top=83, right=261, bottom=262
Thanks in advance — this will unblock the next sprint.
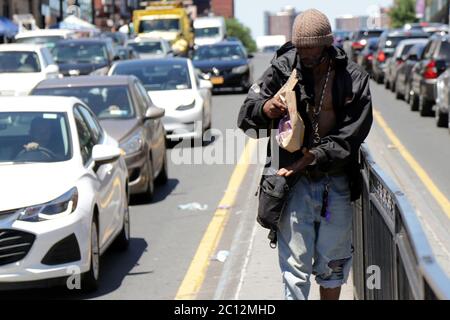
left=155, top=151, right=168, bottom=185
left=81, top=218, right=100, bottom=292
left=143, top=156, right=154, bottom=201
left=390, top=79, right=396, bottom=93
left=405, top=82, right=411, bottom=104
left=410, top=93, right=419, bottom=111
left=384, top=78, right=390, bottom=89
left=436, top=111, right=449, bottom=128
left=113, top=192, right=130, bottom=251
left=419, top=96, right=434, bottom=117
left=395, top=84, right=403, bottom=100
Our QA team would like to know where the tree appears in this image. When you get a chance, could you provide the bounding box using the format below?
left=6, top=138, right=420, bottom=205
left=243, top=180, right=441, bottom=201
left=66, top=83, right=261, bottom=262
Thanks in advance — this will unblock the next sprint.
left=388, top=0, right=418, bottom=28
left=225, top=18, right=257, bottom=53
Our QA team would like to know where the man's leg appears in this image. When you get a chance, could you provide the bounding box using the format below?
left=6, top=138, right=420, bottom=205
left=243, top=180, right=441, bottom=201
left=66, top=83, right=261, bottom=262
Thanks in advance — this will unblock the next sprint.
left=313, top=176, right=353, bottom=300
left=320, top=286, right=342, bottom=300
left=277, top=176, right=316, bottom=300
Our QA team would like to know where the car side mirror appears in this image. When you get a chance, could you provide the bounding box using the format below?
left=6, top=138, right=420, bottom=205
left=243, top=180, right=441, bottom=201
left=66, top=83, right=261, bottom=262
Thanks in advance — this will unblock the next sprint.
left=92, top=144, right=122, bottom=171
left=113, top=55, right=121, bottom=61
left=248, top=53, right=254, bottom=59
left=409, top=54, right=418, bottom=61
left=144, top=106, right=165, bottom=120
left=45, top=64, right=59, bottom=74
left=199, top=79, right=213, bottom=89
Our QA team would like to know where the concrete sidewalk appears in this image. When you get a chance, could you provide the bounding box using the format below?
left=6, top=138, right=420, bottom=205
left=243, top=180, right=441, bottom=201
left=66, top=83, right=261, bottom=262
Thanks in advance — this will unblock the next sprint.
left=235, top=218, right=354, bottom=300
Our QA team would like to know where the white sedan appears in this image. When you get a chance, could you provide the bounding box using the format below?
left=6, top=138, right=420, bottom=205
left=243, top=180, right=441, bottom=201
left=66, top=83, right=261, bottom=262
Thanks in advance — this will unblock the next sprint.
left=0, top=44, right=60, bottom=96
left=0, top=96, right=129, bottom=291
left=108, top=57, right=213, bottom=141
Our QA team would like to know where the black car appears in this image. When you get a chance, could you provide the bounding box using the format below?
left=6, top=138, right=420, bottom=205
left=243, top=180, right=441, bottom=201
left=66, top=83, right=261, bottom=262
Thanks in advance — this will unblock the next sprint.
left=52, top=38, right=118, bottom=76
left=356, top=37, right=379, bottom=75
left=343, top=29, right=384, bottom=62
left=192, top=41, right=254, bottom=92
left=410, top=34, right=450, bottom=116
left=31, top=75, right=168, bottom=198
left=372, top=29, right=429, bottom=84
left=394, top=42, right=427, bottom=102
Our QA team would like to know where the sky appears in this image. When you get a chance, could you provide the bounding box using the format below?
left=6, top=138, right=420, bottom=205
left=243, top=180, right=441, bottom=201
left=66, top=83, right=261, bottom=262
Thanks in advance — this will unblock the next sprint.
left=235, top=0, right=394, bottom=38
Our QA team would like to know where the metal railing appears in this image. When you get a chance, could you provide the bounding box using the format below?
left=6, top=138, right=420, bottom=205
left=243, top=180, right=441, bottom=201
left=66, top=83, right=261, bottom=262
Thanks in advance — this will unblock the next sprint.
left=352, top=145, right=450, bottom=300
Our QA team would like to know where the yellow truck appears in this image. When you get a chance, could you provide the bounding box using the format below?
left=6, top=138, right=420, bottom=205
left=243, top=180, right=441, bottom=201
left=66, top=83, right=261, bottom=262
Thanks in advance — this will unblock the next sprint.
left=133, top=1, right=194, bottom=56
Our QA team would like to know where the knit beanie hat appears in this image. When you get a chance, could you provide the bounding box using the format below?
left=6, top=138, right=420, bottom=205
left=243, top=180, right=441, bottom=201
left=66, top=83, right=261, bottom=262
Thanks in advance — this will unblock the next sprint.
left=292, top=9, right=334, bottom=48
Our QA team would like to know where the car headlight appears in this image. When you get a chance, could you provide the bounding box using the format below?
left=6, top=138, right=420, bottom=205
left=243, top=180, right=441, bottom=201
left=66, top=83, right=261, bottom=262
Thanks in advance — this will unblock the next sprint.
left=232, top=65, right=249, bottom=74
left=176, top=100, right=196, bottom=111
left=16, top=187, right=78, bottom=222
left=120, top=133, right=143, bottom=155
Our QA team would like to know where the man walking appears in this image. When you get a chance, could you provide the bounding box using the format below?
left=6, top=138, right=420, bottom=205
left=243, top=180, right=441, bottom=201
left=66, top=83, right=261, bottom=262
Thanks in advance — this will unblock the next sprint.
left=237, top=9, right=373, bottom=300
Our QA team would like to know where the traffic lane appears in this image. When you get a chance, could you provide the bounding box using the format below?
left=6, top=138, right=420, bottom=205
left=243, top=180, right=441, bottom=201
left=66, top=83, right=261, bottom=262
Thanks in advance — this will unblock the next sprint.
left=0, top=54, right=271, bottom=299
left=370, top=80, right=450, bottom=200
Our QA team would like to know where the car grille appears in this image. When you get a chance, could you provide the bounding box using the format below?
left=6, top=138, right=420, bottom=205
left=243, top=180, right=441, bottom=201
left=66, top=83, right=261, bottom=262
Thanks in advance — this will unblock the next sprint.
left=0, top=230, right=35, bottom=266
left=201, top=68, right=233, bottom=77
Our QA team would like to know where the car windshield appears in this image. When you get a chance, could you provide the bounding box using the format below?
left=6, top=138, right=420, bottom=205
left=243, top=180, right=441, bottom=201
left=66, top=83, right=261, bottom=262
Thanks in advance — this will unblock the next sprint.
left=356, top=31, right=383, bottom=40
left=32, top=86, right=134, bottom=120
left=384, top=36, right=427, bottom=49
left=127, top=42, right=163, bottom=54
left=0, top=51, right=41, bottom=73
left=0, top=112, right=72, bottom=163
left=195, top=27, right=220, bottom=38
left=193, top=44, right=246, bottom=61
left=112, top=62, right=192, bottom=91
left=15, top=36, right=63, bottom=50
left=53, top=43, right=108, bottom=64
left=139, top=19, right=180, bottom=33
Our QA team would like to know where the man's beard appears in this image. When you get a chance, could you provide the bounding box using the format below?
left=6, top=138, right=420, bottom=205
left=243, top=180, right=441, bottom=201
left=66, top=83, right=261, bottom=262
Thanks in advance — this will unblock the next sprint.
left=301, top=51, right=327, bottom=69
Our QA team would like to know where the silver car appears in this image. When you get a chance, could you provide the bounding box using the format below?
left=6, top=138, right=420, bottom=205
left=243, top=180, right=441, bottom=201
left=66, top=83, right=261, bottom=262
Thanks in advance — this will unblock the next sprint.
left=125, top=37, right=173, bottom=59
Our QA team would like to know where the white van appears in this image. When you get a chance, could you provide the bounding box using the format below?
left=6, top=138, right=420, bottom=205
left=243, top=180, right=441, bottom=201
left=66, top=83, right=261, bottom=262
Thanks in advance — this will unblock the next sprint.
left=194, top=16, right=226, bottom=46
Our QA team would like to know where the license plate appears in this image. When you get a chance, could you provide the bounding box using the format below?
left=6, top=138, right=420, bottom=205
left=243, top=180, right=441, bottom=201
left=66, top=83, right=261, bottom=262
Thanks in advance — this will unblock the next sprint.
left=210, top=76, right=224, bottom=85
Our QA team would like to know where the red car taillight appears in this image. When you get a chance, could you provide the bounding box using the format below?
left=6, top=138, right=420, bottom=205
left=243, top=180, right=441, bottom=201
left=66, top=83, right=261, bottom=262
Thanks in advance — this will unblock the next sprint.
left=352, top=41, right=363, bottom=49
left=424, top=60, right=438, bottom=79
left=367, top=54, right=373, bottom=61
left=377, top=51, right=386, bottom=62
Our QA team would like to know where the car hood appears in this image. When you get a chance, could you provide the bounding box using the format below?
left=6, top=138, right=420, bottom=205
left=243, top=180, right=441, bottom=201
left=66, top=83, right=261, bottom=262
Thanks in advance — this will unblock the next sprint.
left=193, top=59, right=248, bottom=71
left=0, top=73, right=46, bottom=95
left=147, top=89, right=197, bottom=111
left=58, top=61, right=109, bottom=75
left=0, top=161, right=81, bottom=212
left=99, top=118, right=140, bottom=142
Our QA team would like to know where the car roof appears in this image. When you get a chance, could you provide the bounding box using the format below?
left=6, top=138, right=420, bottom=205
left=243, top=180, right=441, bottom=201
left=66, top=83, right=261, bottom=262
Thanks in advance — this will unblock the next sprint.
left=112, top=57, right=189, bottom=68
left=397, top=38, right=429, bottom=45
left=0, top=96, right=81, bottom=112
left=384, top=29, right=429, bottom=37
left=34, top=75, right=134, bottom=89
left=55, top=38, right=110, bottom=45
left=15, top=29, right=73, bottom=39
left=198, top=41, right=242, bottom=47
left=0, top=43, right=44, bottom=52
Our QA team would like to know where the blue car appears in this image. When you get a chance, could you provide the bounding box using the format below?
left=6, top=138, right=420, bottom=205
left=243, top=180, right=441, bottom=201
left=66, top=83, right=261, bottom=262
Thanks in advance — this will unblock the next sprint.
left=193, top=41, right=254, bottom=92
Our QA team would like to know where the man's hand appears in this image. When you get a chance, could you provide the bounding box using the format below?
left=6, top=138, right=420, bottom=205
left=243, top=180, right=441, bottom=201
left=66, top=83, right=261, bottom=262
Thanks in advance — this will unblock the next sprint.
left=23, top=142, right=39, bottom=152
left=263, top=95, right=287, bottom=119
left=277, top=149, right=316, bottom=177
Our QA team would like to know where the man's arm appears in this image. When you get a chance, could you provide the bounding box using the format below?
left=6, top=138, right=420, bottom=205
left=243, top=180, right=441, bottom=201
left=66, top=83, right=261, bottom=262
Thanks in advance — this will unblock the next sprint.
left=237, top=65, right=284, bottom=138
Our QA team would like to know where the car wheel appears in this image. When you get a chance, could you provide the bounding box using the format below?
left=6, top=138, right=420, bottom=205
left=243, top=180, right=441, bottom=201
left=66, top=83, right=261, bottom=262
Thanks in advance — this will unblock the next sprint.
left=155, top=151, right=168, bottom=185
left=143, top=156, right=154, bottom=200
left=390, top=79, right=396, bottom=92
left=114, top=192, right=130, bottom=251
left=419, top=96, right=434, bottom=117
left=384, top=78, right=390, bottom=89
left=436, top=111, right=449, bottom=127
left=405, top=82, right=411, bottom=104
left=395, top=83, right=403, bottom=100
left=410, top=93, right=419, bottom=111
left=81, top=218, right=100, bottom=292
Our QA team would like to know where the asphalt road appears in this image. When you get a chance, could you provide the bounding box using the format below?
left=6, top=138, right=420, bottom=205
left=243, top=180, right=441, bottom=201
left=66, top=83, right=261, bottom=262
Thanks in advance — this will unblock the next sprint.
left=2, top=53, right=449, bottom=300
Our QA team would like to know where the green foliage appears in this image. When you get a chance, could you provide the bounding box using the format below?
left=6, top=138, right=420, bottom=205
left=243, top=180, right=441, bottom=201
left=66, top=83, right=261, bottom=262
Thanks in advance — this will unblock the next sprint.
left=388, top=0, right=419, bottom=28
left=225, top=18, right=257, bottom=53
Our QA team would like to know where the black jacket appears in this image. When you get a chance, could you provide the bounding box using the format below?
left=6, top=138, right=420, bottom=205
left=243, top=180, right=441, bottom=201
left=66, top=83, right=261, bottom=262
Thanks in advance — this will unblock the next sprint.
left=237, top=43, right=373, bottom=200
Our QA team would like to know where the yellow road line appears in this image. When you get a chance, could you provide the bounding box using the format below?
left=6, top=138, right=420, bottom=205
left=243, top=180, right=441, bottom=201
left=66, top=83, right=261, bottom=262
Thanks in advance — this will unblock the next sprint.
left=175, top=138, right=258, bottom=300
left=373, top=109, right=450, bottom=218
